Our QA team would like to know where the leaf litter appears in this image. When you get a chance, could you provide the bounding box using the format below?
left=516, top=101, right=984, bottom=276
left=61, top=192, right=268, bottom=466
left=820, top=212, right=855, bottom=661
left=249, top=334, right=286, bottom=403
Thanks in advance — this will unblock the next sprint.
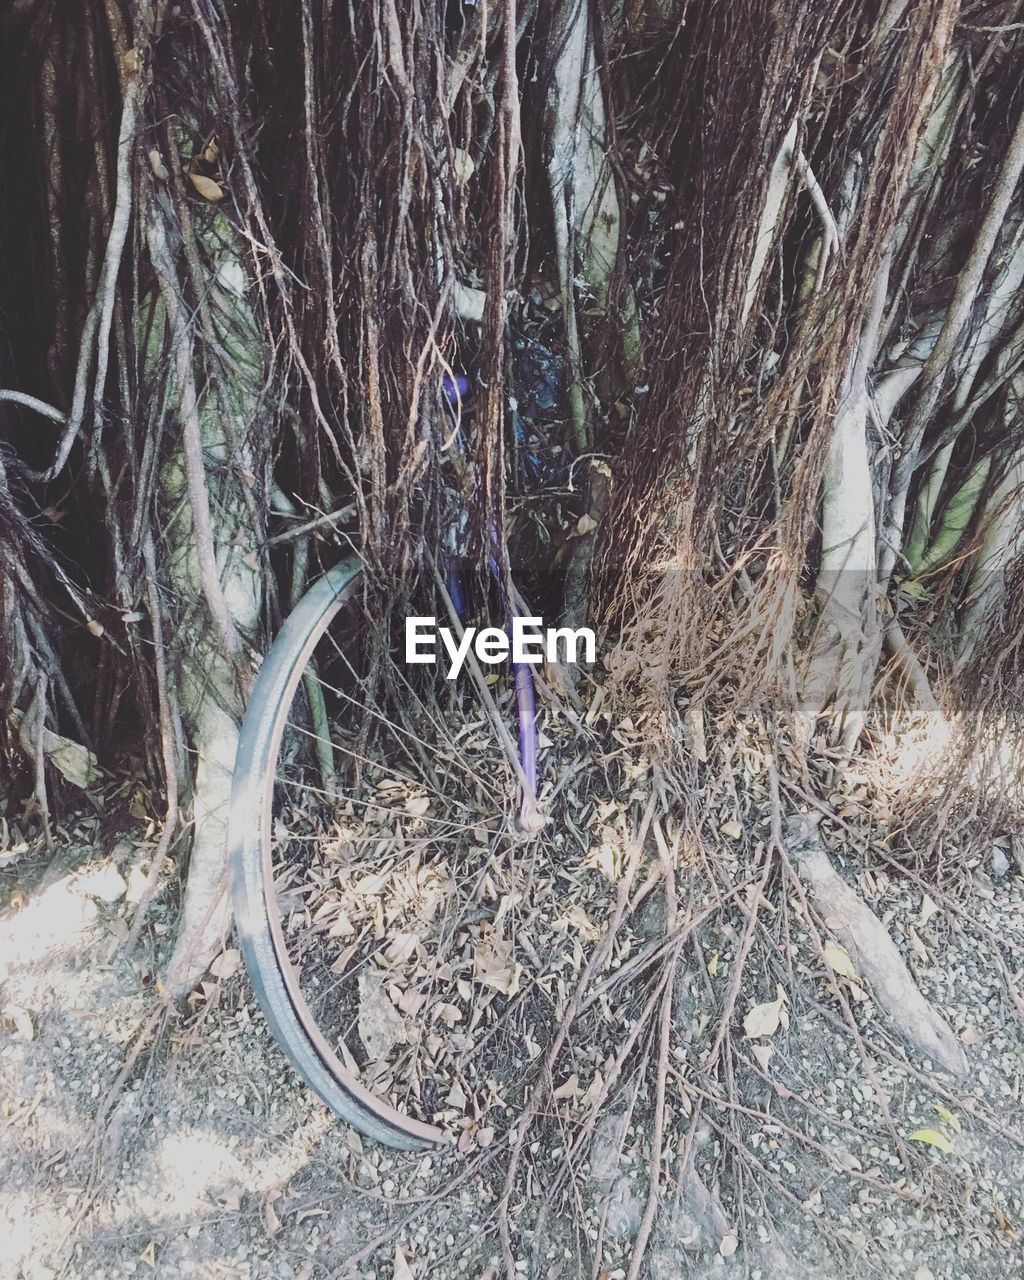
left=4, top=692, right=1024, bottom=1279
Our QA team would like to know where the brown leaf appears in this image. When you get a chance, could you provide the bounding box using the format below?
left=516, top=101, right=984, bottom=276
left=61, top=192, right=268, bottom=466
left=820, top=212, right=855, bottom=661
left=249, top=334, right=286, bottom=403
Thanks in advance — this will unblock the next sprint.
left=433, top=1002, right=462, bottom=1026
left=994, top=1195, right=1018, bottom=1241
left=473, top=938, right=524, bottom=996
left=189, top=172, right=224, bottom=202
left=1, top=1005, right=34, bottom=1042
left=357, top=973, right=404, bottom=1059
left=330, top=942, right=358, bottom=976
left=262, top=1190, right=283, bottom=1236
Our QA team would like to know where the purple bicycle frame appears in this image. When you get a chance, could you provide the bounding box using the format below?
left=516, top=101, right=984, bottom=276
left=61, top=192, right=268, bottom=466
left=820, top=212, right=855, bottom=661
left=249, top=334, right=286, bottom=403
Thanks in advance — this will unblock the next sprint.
left=442, top=375, right=540, bottom=829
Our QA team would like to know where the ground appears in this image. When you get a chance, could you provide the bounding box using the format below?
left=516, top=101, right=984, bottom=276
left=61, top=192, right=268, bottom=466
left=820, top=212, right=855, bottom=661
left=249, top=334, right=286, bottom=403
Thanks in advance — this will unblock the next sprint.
left=1, top=804, right=1023, bottom=1280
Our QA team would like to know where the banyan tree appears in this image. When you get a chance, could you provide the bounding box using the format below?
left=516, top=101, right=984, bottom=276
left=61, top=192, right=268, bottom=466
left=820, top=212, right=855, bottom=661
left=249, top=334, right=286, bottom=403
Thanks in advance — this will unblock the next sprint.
left=1, top=0, right=1023, bottom=1270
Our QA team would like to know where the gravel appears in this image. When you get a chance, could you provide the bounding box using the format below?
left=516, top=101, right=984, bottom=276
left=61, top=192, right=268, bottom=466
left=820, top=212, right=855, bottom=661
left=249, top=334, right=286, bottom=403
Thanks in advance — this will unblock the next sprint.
left=1, top=828, right=1022, bottom=1279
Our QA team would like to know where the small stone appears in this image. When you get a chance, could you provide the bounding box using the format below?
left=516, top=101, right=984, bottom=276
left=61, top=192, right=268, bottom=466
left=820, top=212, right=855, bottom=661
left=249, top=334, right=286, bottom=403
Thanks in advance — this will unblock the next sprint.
left=990, top=846, right=1010, bottom=879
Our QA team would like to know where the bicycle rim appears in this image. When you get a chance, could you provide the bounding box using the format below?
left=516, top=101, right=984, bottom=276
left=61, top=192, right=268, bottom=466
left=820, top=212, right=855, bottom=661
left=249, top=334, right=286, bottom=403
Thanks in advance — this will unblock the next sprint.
left=229, top=557, right=532, bottom=1148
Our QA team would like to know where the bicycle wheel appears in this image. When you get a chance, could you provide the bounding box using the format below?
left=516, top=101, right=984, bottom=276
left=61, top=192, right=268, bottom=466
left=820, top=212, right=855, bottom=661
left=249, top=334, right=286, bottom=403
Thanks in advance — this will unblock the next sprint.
left=229, top=557, right=533, bottom=1149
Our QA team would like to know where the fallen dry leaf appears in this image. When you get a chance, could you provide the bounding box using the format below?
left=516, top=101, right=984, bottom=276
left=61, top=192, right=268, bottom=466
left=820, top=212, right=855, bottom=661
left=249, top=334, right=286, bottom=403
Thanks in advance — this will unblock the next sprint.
left=189, top=172, right=224, bottom=202
left=907, top=925, right=930, bottom=963
left=993, top=1194, right=1018, bottom=1241
left=210, top=948, right=241, bottom=981
left=552, top=1073, right=579, bottom=1102
left=404, top=794, right=430, bottom=818
left=385, top=932, right=419, bottom=966
left=262, top=1190, right=283, bottom=1236
left=743, top=985, right=788, bottom=1039
left=473, top=938, right=524, bottom=996
left=358, top=973, right=404, bottom=1059
left=918, top=894, right=940, bottom=929
left=393, top=1244, right=415, bottom=1280
left=330, top=942, right=358, bottom=976
left=1, top=1005, right=34, bottom=1042
left=823, top=941, right=857, bottom=979
left=831, top=1148, right=863, bottom=1173
left=751, top=1043, right=773, bottom=1072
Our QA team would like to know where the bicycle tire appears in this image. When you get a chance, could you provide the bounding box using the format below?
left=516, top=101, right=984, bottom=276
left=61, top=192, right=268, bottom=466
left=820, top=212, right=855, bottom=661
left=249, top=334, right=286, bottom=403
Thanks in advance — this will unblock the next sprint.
left=228, top=557, right=444, bottom=1150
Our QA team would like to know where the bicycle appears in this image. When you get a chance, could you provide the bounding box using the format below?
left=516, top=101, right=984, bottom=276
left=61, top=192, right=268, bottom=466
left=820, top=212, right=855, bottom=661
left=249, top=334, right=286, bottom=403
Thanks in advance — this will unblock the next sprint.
left=227, top=376, right=543, bottom=1149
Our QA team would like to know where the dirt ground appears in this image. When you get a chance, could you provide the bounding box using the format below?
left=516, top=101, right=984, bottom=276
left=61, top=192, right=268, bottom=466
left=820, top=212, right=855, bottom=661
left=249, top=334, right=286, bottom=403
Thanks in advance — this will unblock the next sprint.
left=1, top=810, right=1023, bottom=1280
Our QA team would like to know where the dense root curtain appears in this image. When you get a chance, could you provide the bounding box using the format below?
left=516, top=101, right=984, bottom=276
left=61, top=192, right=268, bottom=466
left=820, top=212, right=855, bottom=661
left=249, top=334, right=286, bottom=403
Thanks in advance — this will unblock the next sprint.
left=1, top=0, right=1023, bottom=1046
left=3, top=4, right=1024, bottom=1277
left=0, top=0, right=532, bottom=987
